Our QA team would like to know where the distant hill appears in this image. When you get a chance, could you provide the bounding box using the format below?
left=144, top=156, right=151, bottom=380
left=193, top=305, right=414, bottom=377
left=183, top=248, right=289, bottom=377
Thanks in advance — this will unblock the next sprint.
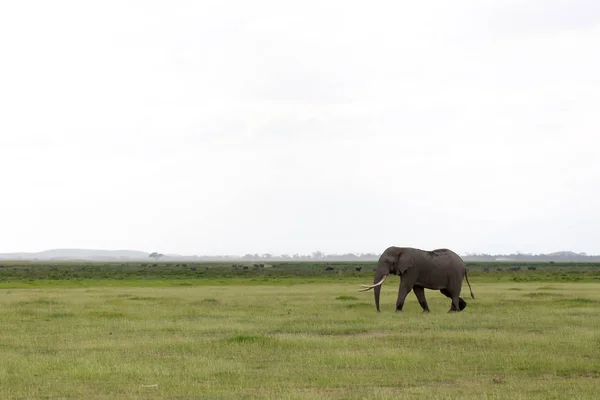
left=0, top=249, right=150, bottom=261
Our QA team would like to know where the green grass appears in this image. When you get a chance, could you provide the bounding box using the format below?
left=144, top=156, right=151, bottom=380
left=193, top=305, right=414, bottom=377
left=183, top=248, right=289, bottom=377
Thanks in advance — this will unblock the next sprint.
left=1, top=279, right=599, bottom=399
left=1, top=260, right=599, bottom=284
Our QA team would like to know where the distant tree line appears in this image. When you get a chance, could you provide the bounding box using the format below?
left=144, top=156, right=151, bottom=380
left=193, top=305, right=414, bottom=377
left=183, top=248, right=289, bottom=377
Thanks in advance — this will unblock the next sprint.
left=235, top=251, right=380, bottom=261
left=462, top=251, right=600, bottom=262
left=149, top=250, right=600, bottom=262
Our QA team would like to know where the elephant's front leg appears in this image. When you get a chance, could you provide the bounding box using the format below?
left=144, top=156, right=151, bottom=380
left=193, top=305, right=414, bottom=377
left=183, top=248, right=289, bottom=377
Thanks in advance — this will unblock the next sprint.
left=412, top=285, right=430, bottom=313
left=395, top=281, right=413, bottom=312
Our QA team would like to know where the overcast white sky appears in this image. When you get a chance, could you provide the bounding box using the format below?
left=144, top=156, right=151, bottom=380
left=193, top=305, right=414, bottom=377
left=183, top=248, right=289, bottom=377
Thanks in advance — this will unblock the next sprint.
left=1, top=0, right=599, bottom=256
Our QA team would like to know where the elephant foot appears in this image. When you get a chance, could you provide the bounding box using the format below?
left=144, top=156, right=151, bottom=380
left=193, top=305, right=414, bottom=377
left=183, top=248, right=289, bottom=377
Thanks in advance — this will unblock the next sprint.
left=422, top=309, right=431, bottom=314
left=447, top=309, right=458, bottom=313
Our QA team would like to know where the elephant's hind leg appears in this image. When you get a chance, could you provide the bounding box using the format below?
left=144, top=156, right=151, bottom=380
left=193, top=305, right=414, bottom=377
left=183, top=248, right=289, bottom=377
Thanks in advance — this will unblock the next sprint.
left=413, top=285, right=430, bottom=313
left=440, top=289, right=462, bottom=313
left=449, top=297, right=460, bottom=313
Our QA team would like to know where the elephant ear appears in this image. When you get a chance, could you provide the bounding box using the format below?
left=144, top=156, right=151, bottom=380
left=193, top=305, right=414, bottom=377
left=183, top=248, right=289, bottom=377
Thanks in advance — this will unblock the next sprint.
left=395, top=249, right=414, bottom=275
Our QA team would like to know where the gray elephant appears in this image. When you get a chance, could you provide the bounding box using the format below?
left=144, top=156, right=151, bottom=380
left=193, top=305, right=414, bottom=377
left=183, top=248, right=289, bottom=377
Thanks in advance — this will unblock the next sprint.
left=359, top=246, right=475, bottom=313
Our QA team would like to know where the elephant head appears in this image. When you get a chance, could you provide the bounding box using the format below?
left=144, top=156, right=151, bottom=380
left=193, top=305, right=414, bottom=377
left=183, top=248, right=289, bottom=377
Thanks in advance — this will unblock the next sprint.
left=359, top=247, right=413, bottom=312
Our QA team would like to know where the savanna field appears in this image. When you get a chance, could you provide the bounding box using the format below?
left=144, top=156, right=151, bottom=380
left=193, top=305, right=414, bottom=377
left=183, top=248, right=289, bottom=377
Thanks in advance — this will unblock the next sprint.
left=1, top=262, right=599, bottom=399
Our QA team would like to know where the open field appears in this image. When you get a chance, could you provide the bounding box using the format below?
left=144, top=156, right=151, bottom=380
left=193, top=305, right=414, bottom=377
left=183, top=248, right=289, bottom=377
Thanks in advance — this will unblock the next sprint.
left=1, top=268, right=599, bottom=399
left=1, top=260, right=599, bottom=285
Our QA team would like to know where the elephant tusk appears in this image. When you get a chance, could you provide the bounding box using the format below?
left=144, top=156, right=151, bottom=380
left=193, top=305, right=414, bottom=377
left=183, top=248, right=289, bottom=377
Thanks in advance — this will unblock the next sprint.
left=358, top=274, right=387, bottom=291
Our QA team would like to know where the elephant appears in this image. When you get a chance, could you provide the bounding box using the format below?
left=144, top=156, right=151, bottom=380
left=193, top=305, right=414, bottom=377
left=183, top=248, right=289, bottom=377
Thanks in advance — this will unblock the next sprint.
left=359, top=246, right=475, bottom=313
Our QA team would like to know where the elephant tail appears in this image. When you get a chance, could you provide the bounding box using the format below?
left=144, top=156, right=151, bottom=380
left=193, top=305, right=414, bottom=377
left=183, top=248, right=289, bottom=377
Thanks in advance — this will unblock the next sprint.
left=465, top=270, right=475, bottom=299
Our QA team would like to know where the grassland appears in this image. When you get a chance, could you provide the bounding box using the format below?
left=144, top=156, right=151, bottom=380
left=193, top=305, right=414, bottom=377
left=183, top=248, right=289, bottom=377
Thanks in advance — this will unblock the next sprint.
left=0, top=262, right=599, bottom=399
left=1, top=260, right=599, bottom=285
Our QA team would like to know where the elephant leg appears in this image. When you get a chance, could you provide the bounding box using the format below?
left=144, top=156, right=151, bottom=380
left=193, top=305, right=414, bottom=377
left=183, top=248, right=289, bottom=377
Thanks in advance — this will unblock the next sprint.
left=440, top=289, right=461, bottom=313
left=395, top=283, right=413, bottom=312
left=449, top=296, right=460, bottom=313
left=458, top=297, right=467, bottom=310
left=413, top=285, right=430, bottom=313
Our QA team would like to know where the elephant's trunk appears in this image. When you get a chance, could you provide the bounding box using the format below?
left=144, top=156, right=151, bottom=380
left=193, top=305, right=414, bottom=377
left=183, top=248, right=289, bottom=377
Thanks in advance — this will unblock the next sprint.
left=372, top=270, right=387, bottom=312
left=358, top=267, right=388, bottom=311
left=374, top=284, right=382, bottom=312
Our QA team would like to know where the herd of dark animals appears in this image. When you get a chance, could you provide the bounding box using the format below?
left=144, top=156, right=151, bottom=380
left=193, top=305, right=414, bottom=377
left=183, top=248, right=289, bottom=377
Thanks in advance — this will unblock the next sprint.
left=325, top=265, right=536, bottom=273
left=482, top=266, right=537, bottom=272
left=232, top=264, right=267, bottom=269
left=325, top=265, right=536, bottom=272
left=0, top=261, right=534, bottom=273
left=0, top=262, right=535, bottom=275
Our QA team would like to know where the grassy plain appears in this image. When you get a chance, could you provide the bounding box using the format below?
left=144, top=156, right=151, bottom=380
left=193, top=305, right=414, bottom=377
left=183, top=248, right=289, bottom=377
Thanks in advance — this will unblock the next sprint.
left=0, top=263, right=599, bottom=399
